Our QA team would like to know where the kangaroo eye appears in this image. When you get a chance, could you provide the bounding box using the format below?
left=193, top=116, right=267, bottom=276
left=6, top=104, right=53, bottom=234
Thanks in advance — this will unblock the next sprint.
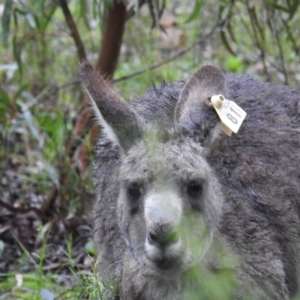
left=127, top=183, right=141, bottom=201
left=187, top=180, right=203, bottom=198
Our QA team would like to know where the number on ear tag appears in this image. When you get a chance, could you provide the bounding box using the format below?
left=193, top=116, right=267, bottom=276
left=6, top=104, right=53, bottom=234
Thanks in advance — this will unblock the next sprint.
left=211, top=94, right=247, bottom=136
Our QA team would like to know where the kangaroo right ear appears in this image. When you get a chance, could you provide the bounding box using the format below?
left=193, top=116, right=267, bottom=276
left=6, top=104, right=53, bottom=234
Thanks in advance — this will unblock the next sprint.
left=80, top=62, right=142, bottom=151
left=174, top=65, right=227, bottom=146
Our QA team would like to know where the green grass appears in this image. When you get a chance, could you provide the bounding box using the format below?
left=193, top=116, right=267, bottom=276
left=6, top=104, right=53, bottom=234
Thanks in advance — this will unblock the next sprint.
left=0, top=260, right=119, bottom=300
left=0, top=227, right=101, bottom=299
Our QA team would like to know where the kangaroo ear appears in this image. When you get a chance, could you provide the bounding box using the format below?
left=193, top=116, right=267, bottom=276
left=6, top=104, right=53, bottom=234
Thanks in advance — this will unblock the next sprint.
left=80, top=62, right=142, bottom=151
left=175, top=65, right=227, bottom=145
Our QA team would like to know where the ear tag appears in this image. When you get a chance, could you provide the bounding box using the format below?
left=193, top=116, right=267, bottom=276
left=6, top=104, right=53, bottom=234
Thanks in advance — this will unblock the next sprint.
left=211, top=94, right=247, bottom=136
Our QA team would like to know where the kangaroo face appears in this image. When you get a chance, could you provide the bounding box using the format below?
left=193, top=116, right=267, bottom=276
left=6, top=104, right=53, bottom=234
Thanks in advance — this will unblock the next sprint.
left=117, top=137, right=223, bottom=276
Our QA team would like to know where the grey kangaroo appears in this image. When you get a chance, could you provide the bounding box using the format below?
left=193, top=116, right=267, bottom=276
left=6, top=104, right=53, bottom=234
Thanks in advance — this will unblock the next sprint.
left=80, top=62, right=300, bottom=300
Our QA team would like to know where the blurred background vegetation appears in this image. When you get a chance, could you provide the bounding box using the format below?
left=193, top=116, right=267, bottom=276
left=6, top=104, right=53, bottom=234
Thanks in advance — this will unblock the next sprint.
left=0, top=0, right=299, bottom=298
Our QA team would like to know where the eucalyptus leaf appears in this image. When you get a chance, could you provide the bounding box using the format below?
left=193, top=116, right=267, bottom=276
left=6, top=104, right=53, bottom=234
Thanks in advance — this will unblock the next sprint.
left=2, top=0, right=13, bottom=47
left=39, top=156, right=60, bottom=188
left=0, top=240, right=4, bottom=258
left=287, top=0, right=299, bottom=20
left=14, top=85, right=29, bottom=104
left=0, top=88, right=10, bottom=120
left=185, top=0, right=202, bottom=24
left=21, top=91, right=37, bottom=104
left=80, top=0, right=90, bottom=30
left=272, top=4, right=289, bottom=13
left=25, top=12, right=36, bottom=28
left=13, top=7, right=28, bottom=15
left=13, top=7, right=29, bottom=30
left=40, top=3, right=57, bottom=31
left=220, top=31, right=236, bottom=56
left=0, top=88, right=10, bottom=107
left=17, top=100, right=40, bottom=141
left=12, top=37, right=23, bottom=78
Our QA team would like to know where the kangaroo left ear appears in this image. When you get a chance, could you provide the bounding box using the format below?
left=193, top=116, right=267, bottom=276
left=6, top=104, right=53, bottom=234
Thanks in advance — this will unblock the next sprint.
left=80, top=62, right=143, bottom=152
left=174, top=65, right=227, bottom=146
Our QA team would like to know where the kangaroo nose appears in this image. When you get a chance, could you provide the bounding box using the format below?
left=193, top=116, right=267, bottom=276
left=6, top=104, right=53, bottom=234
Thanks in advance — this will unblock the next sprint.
left=148, top=229, right=179, bottom=248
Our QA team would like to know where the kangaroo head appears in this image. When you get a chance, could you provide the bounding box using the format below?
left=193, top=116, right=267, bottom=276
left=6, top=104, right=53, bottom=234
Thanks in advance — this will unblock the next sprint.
left=81, top=63, right=226, bottom=276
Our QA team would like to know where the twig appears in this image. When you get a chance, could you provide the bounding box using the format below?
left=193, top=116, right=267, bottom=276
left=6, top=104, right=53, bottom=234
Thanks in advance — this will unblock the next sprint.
left=281, top=17, right=299, bottom=56
left=0, top=198, right=42, bottom=215
left=11, top=232, right=38, bottom=268
left=126, top=0, right=146, bottom=20
left=58, top=0, right=87, bottom=62
left=113, top=25, right=220, bottom=83
left=245, top=0, right=268, bottom=76
left=273, top=21, right=288, bottom=85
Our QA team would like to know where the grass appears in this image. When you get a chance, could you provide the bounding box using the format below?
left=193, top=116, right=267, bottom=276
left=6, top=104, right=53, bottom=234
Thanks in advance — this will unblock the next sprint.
left=0, top=226, right=69, bottom=299
left=0, top=225, right=100, bottom=299
left=0, top=258, right=119, bottom=299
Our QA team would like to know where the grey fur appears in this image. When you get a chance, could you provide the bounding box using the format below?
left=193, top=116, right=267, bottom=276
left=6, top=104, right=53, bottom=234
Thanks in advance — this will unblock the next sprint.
left=81, top=62, right=300, bottom=300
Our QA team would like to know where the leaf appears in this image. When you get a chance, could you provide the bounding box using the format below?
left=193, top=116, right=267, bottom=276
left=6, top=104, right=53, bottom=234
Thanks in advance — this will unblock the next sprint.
left=0, top=88, right=10, bottom=107
left=13, top=85, right=28, bottom=108
left=270, top=0, right=299, bottom=19
left=13, top=7, right=28, bottom=29
left=79, top=0, right=90, bottom=30
left=25, top=12, right=36, bottom=28
left=39, top=157, right=60, bottom=188
left=13, top=37, right=23, bottom=78
left=0, top=240, right=4, bottom=258
left=40, top=289, right=55, bottom=300
left=185, top=0, right=202, bottom=24
left=287, top=0, right=300, bottom=20
left=227, top=22, right=236, bottom=44
left=272, top=4, right=289, bottom=13
left=220, top=31, right=236, bottom=56
left=33, top=14, right=41, bottom=30
left=2, top=0, right=14, bottom=47
left=85, top=240, right=96, bottom=256
left=225, top=56, right=244, bottom=73
left=92, top=0, right=99, bottom=19
left=0, top=88, right=11, bottom=121
left=40, top=3, right=57, bottom=31
left=17, top=100, right=40, bottom=141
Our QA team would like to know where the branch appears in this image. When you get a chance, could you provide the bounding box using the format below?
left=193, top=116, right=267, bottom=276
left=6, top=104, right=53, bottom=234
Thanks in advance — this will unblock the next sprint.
left=96, top=0, right=127, bottom=79
left=113, top=23, right=220, bottom=83
left=0, top=198, right=43, bottom=216
left=113, top=47, right=193, bottom=83
left=58, top=0, right=87, bottom=62
left=126, top=0, right=146, bottom=20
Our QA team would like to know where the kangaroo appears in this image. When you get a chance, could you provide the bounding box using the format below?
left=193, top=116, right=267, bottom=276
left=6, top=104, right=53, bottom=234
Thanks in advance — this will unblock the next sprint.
left=80, top=62, right=300, bottom=300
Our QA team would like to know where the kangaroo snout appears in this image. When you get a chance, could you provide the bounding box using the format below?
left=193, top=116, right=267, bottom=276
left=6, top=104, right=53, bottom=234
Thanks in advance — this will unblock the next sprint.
left=144, top=192, right=182, bottom=251
left=148, top=227, right=180, bottom=248
left=146, top=224, right=182, bottom=271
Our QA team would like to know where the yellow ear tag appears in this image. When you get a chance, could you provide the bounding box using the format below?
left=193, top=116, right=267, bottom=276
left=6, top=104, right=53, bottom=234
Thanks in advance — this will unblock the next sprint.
left=211, top=94, right=247, bottom=136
